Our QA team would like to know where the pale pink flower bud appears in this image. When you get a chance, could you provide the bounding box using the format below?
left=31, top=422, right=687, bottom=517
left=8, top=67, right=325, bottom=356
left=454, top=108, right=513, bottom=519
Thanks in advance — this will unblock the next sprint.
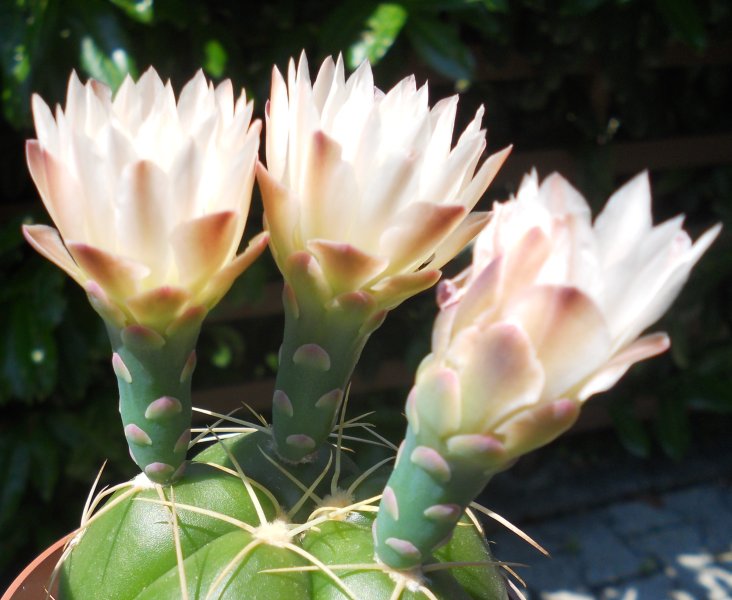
left=414, top=170, right=721, bottom=462
left=258, top=52, right=511, bottom=309
left=23, top=69, right=268, bottom=333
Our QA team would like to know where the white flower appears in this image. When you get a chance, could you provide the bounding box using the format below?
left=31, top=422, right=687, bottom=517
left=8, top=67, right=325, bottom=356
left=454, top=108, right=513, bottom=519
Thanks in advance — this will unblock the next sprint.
left=24, top=68, right=267, bottom=332
left=411, top=171, right=720, bottom=461
left=258, top=52, right=510, bottom=307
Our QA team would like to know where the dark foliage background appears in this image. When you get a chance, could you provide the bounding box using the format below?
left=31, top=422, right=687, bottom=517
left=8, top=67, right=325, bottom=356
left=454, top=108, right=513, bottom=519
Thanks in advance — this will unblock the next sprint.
left=1, top=0, right=730, bottom=588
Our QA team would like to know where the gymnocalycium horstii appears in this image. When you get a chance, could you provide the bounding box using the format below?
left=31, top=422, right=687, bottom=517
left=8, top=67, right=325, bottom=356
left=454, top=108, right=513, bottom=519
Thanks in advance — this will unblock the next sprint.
left=22, top=53, right=719, bottom=599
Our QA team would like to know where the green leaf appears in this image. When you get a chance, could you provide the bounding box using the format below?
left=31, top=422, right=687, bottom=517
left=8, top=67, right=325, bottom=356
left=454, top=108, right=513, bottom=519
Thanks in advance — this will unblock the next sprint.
left=479, top=0, right=509, bottom=12
left=109, top=0, right=154, bottom=24
left=406, top=14, right=476, bottom=83
left=654, top=0, right=707, bottom=50
left=80, top=36, right=135, bottom=90
left=319, top=0, right=382, bottom=57
left=74, top=11, right=138, bottom=91
left=347, top=3, right=408, bottom=68
left=203, top=39, right=227, bottom=77
left=0, top=0, right=58, bottom=126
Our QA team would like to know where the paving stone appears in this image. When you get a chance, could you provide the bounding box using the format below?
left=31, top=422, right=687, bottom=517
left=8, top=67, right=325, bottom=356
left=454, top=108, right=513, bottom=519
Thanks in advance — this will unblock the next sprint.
left=491, top=527, right=548, bottom=567
left=605, top=500, right=682, bottom=537
left=633, top=524, right=703, bottom=567
left=673, top=550, right=732, bottom=598
left=579, top=521, right=643, bottom=586
left=524, top=552, right=586, bottom=595
left=701, top=513, right=732, bottom=554
left=663, top=485, right=731, bottom=524
left=599, top=573, right=672, bottom=599
left=540, top=591, right=594, bottom=600
left=720, top=483, right=732, bottom=513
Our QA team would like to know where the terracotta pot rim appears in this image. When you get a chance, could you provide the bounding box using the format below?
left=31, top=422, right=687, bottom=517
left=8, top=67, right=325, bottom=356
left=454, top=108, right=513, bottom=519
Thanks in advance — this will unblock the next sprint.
left=2, top=533, right=74, bottom=600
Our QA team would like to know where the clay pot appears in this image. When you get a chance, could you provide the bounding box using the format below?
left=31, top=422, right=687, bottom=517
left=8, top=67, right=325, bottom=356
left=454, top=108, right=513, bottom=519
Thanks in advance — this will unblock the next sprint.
left=2, top=535, right=72, bottom=600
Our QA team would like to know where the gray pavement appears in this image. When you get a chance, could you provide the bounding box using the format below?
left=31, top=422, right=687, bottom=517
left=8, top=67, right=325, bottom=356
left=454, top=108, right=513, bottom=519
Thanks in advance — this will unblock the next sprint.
left=490, top=482, right=732, bottom=599
left=478, top=419, right=732, bottom=600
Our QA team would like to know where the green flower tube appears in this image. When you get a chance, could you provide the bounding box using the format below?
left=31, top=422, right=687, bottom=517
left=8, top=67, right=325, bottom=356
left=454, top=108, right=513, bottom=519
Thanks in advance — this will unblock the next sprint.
left=108, top=309, right=202, bottom=484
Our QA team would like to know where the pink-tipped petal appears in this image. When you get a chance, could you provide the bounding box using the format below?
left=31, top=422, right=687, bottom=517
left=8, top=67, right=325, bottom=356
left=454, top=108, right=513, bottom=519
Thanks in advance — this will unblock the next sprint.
left=36, top=146, right=86, bottom=241
left=370, top=269, right=441, bottom=310
left=67, top=241, right=148, bottom=301
left=380, top=202, right=467, bottom=274
left=257, top=163, right=299, bottom=259
left=126, top=286, right=191, bottom=332
left=282, top=250, right=333, bottom=308
left=509, top=285, right=611, bottom=400
left=22, top=225, right=85, bottom=286
left=495, top=398, right=581, bottom=458
left=450, top=321, right=544, bottom=432
left=202, top=231, right=269, bottom=308
left=307, top=239, right=388, bottom=294
left=428, top=212, right=491, bottom=271
left=171, top=211, right=238, bottom=288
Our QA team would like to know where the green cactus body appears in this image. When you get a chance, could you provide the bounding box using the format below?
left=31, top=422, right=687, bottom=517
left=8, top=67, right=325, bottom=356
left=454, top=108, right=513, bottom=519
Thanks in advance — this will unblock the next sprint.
left=373, top=428, right=492, bottom=570
left=271, top=282, right=385, bottom=464
left=58, top=431, right=509, bottom=600
left=107, top=307, right=204, bottom=485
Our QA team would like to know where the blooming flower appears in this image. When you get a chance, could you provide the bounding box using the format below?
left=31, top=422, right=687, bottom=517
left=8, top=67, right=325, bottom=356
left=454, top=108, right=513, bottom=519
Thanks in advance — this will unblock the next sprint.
left=24, top=69, right=267, bottom=333
left=258, top=53, right=510, bottom=308
left=410, top=171, right=721, bottom=463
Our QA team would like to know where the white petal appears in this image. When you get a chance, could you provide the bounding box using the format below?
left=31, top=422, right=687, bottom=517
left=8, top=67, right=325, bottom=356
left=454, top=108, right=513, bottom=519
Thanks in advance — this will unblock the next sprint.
left=266, top=66, right=290, bottom=182
left=116, top=160, right=172, bottom=281
left=594, top=172, right=653, bottom=267
left=578, top=332, right=670, bottom=400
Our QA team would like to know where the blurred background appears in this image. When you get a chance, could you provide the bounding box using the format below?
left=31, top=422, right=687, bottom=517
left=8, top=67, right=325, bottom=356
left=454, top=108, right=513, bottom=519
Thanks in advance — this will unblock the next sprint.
left=1, top=0, right=730, bottom=594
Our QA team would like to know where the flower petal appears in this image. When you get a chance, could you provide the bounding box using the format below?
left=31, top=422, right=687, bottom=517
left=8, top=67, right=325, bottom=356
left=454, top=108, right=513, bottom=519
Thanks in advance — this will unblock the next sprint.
left=266, top=66, right=290, bottom=182
left=449, top=321, right=544, bottom=432
left=594, top=172, right=652, bottom=267
left=171, top=211, right=239, bottom=289
left=307, top=239, right=388, bottom=294
left=127, top=286, right=192, bottom=331
left=66, top=241, right=149, bottom=301
left=31, top=144, right=86, bottom=241
left=414, top=365, right=462, bottom=438
left=380, top=202, right=467, bottom=274
left=116, top=159, right=172, bottom=280
left=508, top=285, right=612, bottom=400
left=257, top=162, right=299, bottom=261
left=457, top=145, right=512, bottom=211
left=578, top=332, right=670, bottom=400
left=201, top=231, right=270, bottom=308
left=22, top=225, right=85, bottom=285
left=370, top=269, right=441, bottom=309
left=427, top=211, right=490, bottom=272
left=299, top=130, right=358, bottom=242
left=495, top=398, right=581, bottom=459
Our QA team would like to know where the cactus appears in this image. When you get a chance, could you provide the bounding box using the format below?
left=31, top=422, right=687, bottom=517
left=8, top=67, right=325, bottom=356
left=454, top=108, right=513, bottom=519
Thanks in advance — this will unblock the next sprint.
left=23, top=53, right=719, bottom=600
left=56, top=427, right=510, bottom=599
